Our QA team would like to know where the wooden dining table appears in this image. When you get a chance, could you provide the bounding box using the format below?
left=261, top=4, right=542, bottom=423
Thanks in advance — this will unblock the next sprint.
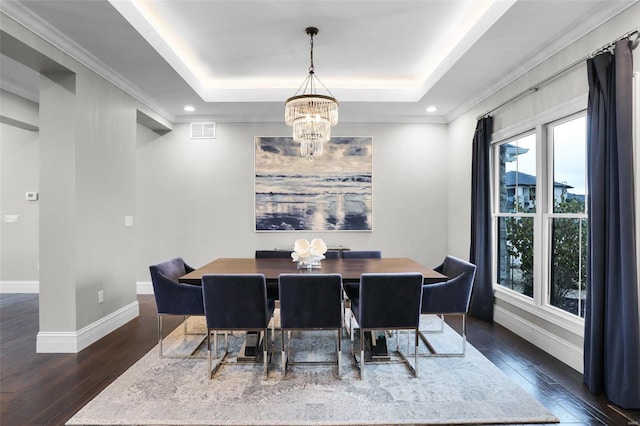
left=179, top=257, right=447, bottom=285
left=179, top=257, right=447, bottom=361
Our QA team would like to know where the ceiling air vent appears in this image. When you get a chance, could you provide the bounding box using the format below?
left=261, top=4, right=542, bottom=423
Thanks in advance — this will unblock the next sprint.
left=190, top=122, right=216, bottom=139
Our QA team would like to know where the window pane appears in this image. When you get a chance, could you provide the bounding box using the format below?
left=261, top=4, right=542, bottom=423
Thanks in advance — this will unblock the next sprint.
left=550, top=218, right=588, bottom=317
left=553, top=117, right=586, bottom=213
left=499, top=134, right=537, bottom=213
left=497, top=216, right=534, bottom=297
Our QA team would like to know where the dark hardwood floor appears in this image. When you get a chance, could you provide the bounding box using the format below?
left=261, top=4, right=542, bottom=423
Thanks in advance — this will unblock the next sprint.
left=1, top=293, right=638, bottom=425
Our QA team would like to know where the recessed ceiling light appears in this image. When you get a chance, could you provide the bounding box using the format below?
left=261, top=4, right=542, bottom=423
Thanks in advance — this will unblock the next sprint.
left=426, top=106, right=437, bottom=113
left=184, top=105, right=195, bottom=112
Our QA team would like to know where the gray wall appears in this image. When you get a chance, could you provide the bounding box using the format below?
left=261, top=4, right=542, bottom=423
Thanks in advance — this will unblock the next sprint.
left=0, top=93, right=39, bottom=283
left=37, top=67, right=139, bottom=332
left=0, top=12, right=149, bottom=346
left=136, top=121, right=449, bottom=281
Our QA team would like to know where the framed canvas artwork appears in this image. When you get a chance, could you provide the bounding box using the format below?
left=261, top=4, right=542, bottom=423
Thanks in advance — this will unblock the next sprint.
left=255, top=136, right=372, bottom=231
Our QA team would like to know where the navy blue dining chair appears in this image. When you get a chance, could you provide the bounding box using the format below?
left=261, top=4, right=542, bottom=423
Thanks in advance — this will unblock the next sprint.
left=324, top=250, right=341, bottom=259
left=278, top=274, right=344, bottom=378
left=342, top=250, right=382, bottom=259
left=420, top=256, right=476, bottom=356
left=349, top=272, right=423, bottom=378
left=149, top=257, right=206, bottom=359
left=255, top=250, right=292, bottom=258
left=343, top=251, right=382, bottom=333
left=201, top=274, right=275, bottom=379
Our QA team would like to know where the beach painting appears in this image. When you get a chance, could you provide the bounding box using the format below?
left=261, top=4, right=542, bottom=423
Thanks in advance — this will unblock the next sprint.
left=255, top=136, right=372, bottom=231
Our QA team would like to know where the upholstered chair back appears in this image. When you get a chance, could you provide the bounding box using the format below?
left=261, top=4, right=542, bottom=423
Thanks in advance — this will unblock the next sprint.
left=149, top=257, right=203, bottom=316
left=324, top=250, right=341, bottom=259
left=201, top=274, right=273, bottom=330
left=355, top=273, right=423, bottom=330
left=422, top=256, right=477, bottom=314
left=255, top=250, right=292, bottom=258
left=342, top=250, right=382, bottom=259
left=279, top=274, right=343, bottom=329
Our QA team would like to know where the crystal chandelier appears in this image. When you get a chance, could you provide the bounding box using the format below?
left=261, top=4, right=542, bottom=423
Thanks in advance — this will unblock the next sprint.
left=285, top=27, right=338, bottom=158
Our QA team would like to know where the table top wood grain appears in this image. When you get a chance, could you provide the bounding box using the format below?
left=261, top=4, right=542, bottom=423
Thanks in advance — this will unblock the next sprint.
left=180, top=257, right=447, bottom=285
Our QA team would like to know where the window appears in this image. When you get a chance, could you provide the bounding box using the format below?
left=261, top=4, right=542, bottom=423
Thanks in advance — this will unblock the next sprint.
left=496, top=133, right=536, bottom=297
left=548, top=115, right=588, bottom=317
left=492, top=112, right=588, bottom=319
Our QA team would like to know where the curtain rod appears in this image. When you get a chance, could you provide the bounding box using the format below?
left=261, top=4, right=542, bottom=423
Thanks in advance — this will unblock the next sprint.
left=477, top=28, right=639, bottom=120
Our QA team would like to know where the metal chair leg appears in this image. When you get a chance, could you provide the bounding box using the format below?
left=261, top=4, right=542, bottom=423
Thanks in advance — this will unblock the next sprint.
left=158, top=314, right=206, bottom=359
left=281, top=329, right=287, bottom=378
left=359, top=328, right=365, bottom=379
left=418, top=314, right=467, bottom=357
left=337, top=329, right=342, bottom=379
left=349, top=314, right=355, bottom=355
left=462, top=314, right=467, bottom=356
left=395, top=329, right=418, bottom=378
left=208, top=331, right=229, bottom=379
left=207, top=329, right=211, bottom=375
left=271, top=319, right=275, bottom=357
left=263, top=327, right=268, bottom=379
left=414, top=328, right=419, bottom=377
left=158, top=315, right=163, bottom=358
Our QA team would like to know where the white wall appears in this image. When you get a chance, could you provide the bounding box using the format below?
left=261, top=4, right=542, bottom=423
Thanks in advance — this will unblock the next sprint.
left=136, top=121, right=450, bottom=283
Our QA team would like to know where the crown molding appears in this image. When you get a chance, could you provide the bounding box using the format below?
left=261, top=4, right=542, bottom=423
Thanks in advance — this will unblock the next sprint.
left=0, top=80, right=39, bottom=103
left=444, top=1, right=636, bottom=123
left=1, top=2, right=174, bottom=122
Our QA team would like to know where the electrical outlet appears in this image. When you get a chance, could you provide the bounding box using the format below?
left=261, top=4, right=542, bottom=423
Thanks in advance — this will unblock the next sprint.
left=98, top=290, right=104, bottom=304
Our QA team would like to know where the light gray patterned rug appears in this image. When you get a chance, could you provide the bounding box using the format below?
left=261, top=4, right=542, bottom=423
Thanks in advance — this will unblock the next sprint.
left=67, top=315, right=558, bottom=425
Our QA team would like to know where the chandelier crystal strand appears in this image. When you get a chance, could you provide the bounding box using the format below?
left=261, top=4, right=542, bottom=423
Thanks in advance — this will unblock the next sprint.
left=284, top=27, right=338, bottom=158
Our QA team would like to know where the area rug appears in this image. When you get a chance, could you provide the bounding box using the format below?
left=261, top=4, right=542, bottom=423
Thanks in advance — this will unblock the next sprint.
left=67, top=315, right=558, bottom=425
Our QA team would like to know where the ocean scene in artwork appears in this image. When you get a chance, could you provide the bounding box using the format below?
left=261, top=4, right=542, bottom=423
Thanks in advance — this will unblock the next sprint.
left=255, top=137, right=372, bottom=231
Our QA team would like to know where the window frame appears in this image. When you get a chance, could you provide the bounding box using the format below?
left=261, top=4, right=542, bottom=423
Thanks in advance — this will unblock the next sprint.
left=492, top=130, right=538, bottom=298
left=490, top=97, right=588, bottom=336
left=542, top=112, right=588, bottom=318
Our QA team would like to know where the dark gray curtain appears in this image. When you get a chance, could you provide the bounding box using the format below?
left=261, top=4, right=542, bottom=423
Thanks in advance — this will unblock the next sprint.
left=469, top=116, right=494, bottom=322
left=585, top=39, right=640, bottom=409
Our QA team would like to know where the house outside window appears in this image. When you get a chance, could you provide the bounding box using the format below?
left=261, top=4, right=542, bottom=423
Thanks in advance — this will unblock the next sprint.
left=548, top=114, right=588, bottom=317
left=496, top=133, right=536, bottom=297
left=492, top=112, right=588, bottom=319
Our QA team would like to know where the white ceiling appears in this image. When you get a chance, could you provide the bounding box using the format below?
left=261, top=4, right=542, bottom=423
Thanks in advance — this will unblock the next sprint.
left=0, top=0, right=637, bottom=124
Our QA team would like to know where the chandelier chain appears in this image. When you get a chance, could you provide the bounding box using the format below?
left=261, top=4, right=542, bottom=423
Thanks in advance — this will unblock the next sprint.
left=309, top=31, right=315, bottom=74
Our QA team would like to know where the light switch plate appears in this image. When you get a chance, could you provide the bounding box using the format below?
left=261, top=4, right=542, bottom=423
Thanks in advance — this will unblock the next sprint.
left=4, top=215, right=19, bottom=223
left=124, top=216, right=134, bottom=227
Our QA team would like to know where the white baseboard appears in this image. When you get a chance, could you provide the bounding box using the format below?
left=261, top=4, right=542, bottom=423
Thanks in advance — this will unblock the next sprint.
left=495, top=305, right=584, bottom=373
left=137, top=281, right=154, bottom=294
left=0, top=280, right=39, bottom=293
left=36, top=300, right=139, bottom=353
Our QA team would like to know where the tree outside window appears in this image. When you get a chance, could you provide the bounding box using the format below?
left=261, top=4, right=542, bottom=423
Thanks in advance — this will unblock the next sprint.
left=493, top=114, right=587, bottom=318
